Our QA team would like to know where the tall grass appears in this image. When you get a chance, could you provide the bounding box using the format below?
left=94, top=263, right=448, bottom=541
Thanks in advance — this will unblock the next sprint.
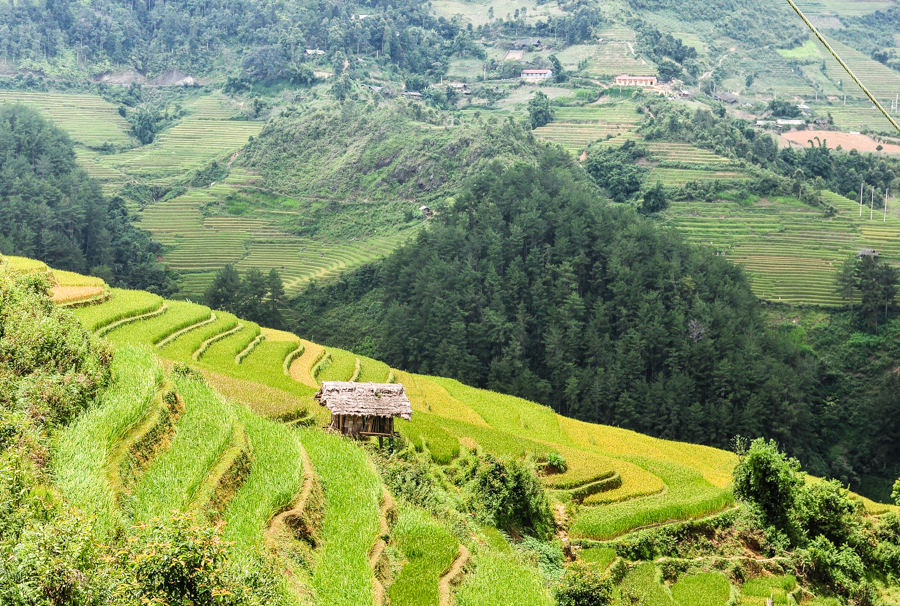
left=299, top=427, right=382, bottom=606
left=223, top=406, right=305, bottom=555
left=620, top=562, right=674, bottom=606
left=54, top=346, right=162, bottom=534
left=129, top=376, right=236, bottom=521
left=389, top=506, right=460, bottom=606
left=453, top=548, right=554, bottom=606
left=105, top=300, right=212, bottom=346
left=72, top=289, right=163, bottom=332
left=318, top=348, right=357, bottom=382
left=200, top=321, right=261, bottom=367
left=571, top=457, right=733, bottom=540
left=159, top=311, right=239, bottom=360
left=671, top=572, right=731, bottom=606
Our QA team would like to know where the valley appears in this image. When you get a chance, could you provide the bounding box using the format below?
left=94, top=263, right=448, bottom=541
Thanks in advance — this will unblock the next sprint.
left=2, top=0, right=900, bottom=603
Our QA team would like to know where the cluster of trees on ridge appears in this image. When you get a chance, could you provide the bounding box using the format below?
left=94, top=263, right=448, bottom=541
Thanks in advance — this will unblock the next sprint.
left=204, top=265, right=287, bottom=329
left=0, top=104, right=177, bottom=295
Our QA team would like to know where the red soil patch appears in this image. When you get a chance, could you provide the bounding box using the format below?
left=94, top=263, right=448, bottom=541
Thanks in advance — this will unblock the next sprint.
left=781, top=130, right=900, bottom=154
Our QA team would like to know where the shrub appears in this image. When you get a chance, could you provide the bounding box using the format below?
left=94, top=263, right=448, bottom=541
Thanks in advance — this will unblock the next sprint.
left=112, top=512, right=255, bottom=606
left=796, top=480, right=858, bottom=546
left=798, top=535, right=865, bottom=595
left=546, top=452, right=568, bottom=473
left=732, top=438, right=803, bottom=533
left=468, top=453, right=553, bottom=540
left=0, top=270, right=112, bottom=426
left=554, top=563, right=616, bottom=606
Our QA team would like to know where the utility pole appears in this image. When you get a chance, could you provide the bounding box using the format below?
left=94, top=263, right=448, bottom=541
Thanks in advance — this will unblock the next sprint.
left=885, top=189, right=890, bottom=221
left=871, top=187, right=875, bottom=220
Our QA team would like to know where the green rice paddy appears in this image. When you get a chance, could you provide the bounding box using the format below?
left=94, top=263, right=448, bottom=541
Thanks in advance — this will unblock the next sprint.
left=664, top=190, right=900, bottom=306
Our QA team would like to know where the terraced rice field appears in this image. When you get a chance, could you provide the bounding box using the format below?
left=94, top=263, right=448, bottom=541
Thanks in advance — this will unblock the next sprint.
left=0, top=91, right=132, bottom=148
left=809, top=103, right=898, bottom=133
left=533, top=102, right=643, bottom=154
left=649, top=168, right=748, bottom=186
left=646, top=142, right=731, bottom=163
left=665, top=191, right=900, bottom=306
left=97, top=95, right=262, bottom=184
left=816, top=38, right=900, bottom=105
left=753, top=56, right=820, bottom=100
left=584, top=25, right=657, bottom=77
left=235, top=236, right=408, bottom=293
left=794, top=0, right=893, bottom=18
left=138, top=168, right=409, bottom=298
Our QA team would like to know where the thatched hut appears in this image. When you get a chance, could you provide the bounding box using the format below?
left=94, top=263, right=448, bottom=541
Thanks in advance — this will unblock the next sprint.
left=315, top=381, right=411, bottom=442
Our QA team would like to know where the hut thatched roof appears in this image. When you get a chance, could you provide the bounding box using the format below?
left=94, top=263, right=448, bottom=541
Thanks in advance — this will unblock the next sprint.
left=315, top=382, right=412, bottom=420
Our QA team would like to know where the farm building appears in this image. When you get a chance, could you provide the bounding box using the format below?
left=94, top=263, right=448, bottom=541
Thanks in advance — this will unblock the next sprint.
left=315, top=381, right=412, bottom=442
left=615, top=75, right=658, bottom=87
left=522, top=69, right=553, bottom=81
left=512, top=38, right=542, bottom=50
left=858, top=249, right=879, bottom=257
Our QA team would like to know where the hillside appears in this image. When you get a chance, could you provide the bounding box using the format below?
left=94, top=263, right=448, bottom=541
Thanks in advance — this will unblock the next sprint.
left=5, top=254, right=900, bottom=605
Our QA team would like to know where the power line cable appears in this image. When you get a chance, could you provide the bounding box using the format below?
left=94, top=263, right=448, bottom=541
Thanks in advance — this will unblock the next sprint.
left=784, top=0, right=900, bottom=134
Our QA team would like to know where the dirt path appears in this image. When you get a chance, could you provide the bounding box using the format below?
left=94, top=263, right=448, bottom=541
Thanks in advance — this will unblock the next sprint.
left=438, top=544, right=471, bottom=606
left=701, top=52, right=731, bottom=80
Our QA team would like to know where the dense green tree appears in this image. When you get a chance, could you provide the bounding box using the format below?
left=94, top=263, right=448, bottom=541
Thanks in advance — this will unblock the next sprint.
left=768, top=99, right=802, bottom=118
left=237, top=268, right=269, bottom=320
left=204, top=265, right=242, bottom=312
left=836, top=254, right=899, bottom=332
left=0, top=0, right=469, bottom=81
left=528, top=91, right=553, bottom=129
left=204, top=265, right=286, bottom=328
left=640, top=181, right=668, bottom=214
left=733, top=437, right=804, bottom=532
left=656, top=59, right=682, bottom=82
left=584, top=140, right=649, bottom=202
left=548, top=55, right=566, bottom=83
left=266, top=269, right=286, bottom=330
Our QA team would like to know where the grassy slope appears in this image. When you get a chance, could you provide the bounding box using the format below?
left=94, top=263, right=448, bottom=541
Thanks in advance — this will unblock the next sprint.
left=54, top=346, right=163, bottom=534
left=298, top=427, right=382, bottom=606
left=40, top=261, right=900, bottom=547
left=129, top=375, right=237, bottom=521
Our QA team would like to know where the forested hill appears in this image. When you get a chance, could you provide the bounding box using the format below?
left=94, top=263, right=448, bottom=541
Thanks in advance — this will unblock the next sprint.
left=292, top=146, right=821, bottom=463
left=239, top=102, right=545, bottom=205
left=0, top=104, right=176, bottom=294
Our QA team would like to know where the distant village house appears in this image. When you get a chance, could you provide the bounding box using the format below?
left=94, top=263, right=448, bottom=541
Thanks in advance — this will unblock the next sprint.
left=615, top=75, right=658, bottom=87
left=522, top=69, right=553, bottom=81
left=315, top=381, right=412, bottom=445
left=512, top=38, right=542, bottom=50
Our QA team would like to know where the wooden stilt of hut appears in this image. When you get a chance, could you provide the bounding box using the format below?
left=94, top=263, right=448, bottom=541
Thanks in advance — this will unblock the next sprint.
left=314, top=381, right=412, bottom=445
